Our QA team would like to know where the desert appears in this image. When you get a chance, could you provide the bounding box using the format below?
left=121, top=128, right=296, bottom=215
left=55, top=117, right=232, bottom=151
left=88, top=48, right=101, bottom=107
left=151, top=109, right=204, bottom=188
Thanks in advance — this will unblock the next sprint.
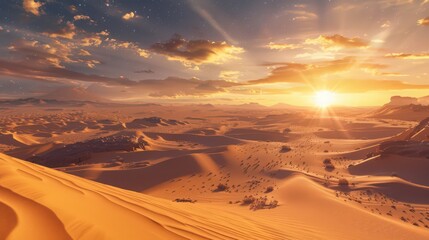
left=2, top=0, right=429, bottom=239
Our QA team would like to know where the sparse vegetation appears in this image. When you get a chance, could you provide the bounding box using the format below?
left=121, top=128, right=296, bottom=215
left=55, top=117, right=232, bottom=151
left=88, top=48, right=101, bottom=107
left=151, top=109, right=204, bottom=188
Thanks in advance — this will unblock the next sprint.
left=265, top=186, right=274, bottom=193
left=213, top=183, right=229, bottom=192
left=338, top=178, right=349, bottom=187
left=173, top=198, right=196, bottom=203
left=280, top=145, right=291, bottom=153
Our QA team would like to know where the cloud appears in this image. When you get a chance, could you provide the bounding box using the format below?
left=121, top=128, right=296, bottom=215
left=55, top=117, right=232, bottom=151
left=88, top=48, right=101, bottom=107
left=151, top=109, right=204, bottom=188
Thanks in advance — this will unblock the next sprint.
left=417, top=17, right=429, bottom=26
left=305, top=34, right=369, bottom=50
left=0, top=58, right=131, bottom=85
left=8, top=40, right=73, bottom=68
left=134, top=69, right=154, bottom=74
left=266, top=42, right=300, bottom=50
left=23, top=0, right=43, bottom=16
left=246, top=57, right=429, bottom=93
left=73, top=15, right=95, bottom=24
left=287, top=10, right=318, bottom=21
left=385, top=53, right=429, bottom=60
left=122, top=12, right=136, bottom=20
left=81, top=35, right=102, bottom=47
left=219, top=70, right=241, bottom=81
left=106, top=38, right=150, bottom=58
left=44, top=22, right=76, bottom=39
left=88, top=77, right=242, bottom=98
left=249, top=57, right=358, bottom=84
left=150, top=34, right=244, bottom=69
left=7, top=39, right=100, bottom=69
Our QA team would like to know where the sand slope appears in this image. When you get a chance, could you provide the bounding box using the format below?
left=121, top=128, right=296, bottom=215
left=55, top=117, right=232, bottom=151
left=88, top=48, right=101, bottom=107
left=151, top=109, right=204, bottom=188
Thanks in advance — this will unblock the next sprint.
left=0, top=153, right=428, bottom=240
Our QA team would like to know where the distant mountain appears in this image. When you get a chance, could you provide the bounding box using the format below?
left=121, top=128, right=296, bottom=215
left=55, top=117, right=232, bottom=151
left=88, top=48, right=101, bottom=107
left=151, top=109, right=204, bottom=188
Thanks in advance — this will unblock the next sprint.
left=368, top=104, right=429, bottom=121
left=39, top=87, right=109, bottom=103
left=366, top=95, right=429, bottom=121
left=384, top=95, right=429, bottom=107
left=385, top=96, right=419, bottom=106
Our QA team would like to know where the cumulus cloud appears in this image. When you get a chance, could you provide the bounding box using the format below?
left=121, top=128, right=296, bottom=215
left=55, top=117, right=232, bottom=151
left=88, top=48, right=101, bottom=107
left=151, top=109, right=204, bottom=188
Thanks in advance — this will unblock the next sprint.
left=150, top=34, right=244, bottom=69
left=305, top=34, right=369, bottom=50
left=266, top=42, right=300, bottom=50
left=106, top=38, right=150, bottom=58
left=23, top=0, right=43, bottom=16
left=44, top=22, right=76, bottom=39
left=385, top=52, right=429, bottom=60
left=73, top=15, right=95, bottom=24
left=417, top=17, right=429, bottom=26
left=7, top=39, right=101, bottom=69
left=81, top=35, right=102, bottom=47
left=122, top=12, right=136, bottom=20
left=8, top=40, right=73, bottom=68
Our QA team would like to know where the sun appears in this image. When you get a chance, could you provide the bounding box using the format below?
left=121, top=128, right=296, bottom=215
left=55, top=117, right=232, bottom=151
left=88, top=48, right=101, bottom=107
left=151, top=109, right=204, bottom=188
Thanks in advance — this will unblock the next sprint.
left=314, top=90, right=336, bottom=108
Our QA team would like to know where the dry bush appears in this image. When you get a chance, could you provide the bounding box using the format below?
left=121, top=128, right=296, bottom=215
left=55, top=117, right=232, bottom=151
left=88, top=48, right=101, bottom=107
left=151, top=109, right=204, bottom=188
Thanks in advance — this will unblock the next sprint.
left=338, top=178, right=349, bottom=187
left=213, top=183, right=229, bottom=192
left=241, top=195, right=256, bottom=205
left=323, top=158, right=332, bottom=164
left=265, top=186, right=274, bottom=193
left=247, top=196, right=279, bottom=210
left=280, top=145, right=292, bottom=153
left=174, top=198, right=196, bottom=203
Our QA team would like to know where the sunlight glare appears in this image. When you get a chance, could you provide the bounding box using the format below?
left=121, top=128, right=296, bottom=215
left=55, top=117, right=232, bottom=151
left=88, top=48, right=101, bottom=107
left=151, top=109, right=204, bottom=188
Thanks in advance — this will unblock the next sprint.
left=314, top=90, right=336, bottom=108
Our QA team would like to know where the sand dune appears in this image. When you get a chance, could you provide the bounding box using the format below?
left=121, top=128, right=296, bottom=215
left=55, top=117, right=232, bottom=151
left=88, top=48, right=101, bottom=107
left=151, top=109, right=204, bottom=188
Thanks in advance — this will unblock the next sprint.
left=1, top=153, right=428, bottom=240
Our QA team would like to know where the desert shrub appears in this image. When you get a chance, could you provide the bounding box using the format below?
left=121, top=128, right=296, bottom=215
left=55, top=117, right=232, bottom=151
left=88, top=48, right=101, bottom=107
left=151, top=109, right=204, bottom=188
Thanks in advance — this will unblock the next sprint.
left=338, top=178, right=349, bottom=187
left=250, top=196, right=268, bottom=210
left=283, top=128, right=291, bottom=134
left=323, top=158, right=332, bottom=164
left=280, top=145, right=292, bottom=153
left=174, top=198, right=196, bottom=203
left=324, top=163, right=335, bottom=171
left=241, top=195, right=256, bottom=205
left=213, top=183, right=229, bottom=192
left=267, top=200, right=278, bottom=209
left=265, top=186, right=274, bottom=193
left=249, top=196, right=279, bottom=210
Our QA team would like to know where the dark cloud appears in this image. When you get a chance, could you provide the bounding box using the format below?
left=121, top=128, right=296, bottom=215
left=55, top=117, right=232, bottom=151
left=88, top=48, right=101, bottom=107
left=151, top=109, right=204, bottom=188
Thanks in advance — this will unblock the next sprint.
left=87, top=77, right=242, bottom=98
left=150, top=34, right=244, bottom=68
left=134, top=69, right=154, bottom=74
left=0, top=58, right=133, bottom=85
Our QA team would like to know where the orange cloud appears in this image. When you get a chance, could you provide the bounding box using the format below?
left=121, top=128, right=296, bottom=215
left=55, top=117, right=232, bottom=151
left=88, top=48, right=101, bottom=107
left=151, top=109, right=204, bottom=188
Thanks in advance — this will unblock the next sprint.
left=73, top=15, right=95, bottom=23
left=45, top=22, right=76, bottom=39
left=417, top=17, right=429, bottom=26
left=266, top=42, right=300, bottom=50
left=246, top=57, right=429, bottom=93
left=385, top=53, right=429, bottom=60
left=23, top=0, right=43, bottom=16
left=305, top=34, right=369, bottom=50
left=122, top=12, right=136, bottom=20
left=106, top=39, right=150, bottom=58
left=150, top=34, right=244, bottom=69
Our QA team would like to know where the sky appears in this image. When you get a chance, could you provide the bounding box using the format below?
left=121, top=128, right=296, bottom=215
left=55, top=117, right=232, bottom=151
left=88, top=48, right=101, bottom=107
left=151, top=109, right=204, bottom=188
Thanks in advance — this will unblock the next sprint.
left=0, top=0, right=429, bottom=106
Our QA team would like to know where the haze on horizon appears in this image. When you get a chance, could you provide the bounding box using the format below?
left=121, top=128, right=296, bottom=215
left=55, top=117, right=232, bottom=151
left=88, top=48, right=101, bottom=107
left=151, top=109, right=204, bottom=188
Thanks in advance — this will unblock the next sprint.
left=1, top=0, right=429, bottom=106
